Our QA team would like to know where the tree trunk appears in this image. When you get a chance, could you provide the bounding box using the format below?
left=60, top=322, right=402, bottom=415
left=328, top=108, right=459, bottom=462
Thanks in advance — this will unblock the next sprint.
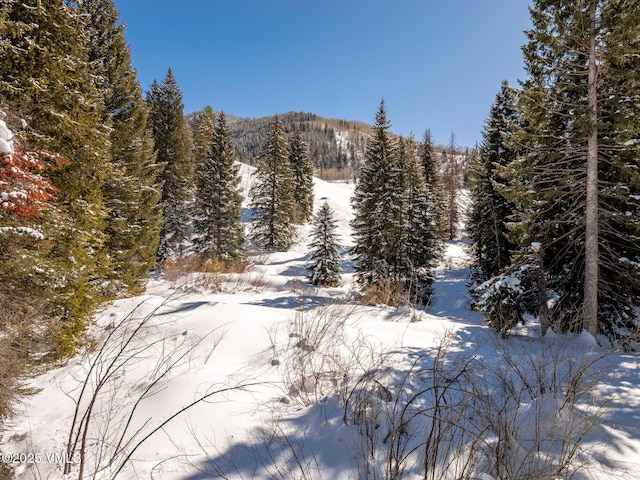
left=584, top=0, right=599, bottom=337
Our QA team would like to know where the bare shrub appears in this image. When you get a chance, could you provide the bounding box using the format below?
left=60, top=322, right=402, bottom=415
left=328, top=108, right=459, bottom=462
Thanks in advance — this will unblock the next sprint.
left=359, top=277, right=410, bottom=308
left=472, top=333, right=610, bottom=480
left=283, top=305, right=351, bottom=406
left=159, top=253, right=272, bottom=294
left=0, top=286, right=53, bottom=420
left=314, top=167, right=356, bottom=183
left=60, top=298, right=260, bottom=479
left=339, top=330, right=609, bottom=480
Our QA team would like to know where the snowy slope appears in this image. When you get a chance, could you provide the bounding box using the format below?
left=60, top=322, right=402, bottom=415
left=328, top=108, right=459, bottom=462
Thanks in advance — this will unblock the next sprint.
left=1, top=168, right=639, bottom=480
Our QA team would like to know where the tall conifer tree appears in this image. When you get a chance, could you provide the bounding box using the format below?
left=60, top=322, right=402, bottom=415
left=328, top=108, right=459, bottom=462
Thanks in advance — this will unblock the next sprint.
left=80, top=0, right=163, bottom=293
left=506, top=0, right=640, bottom=337
left=468, top=81, right=519, bottom=282
left=146, top=69, right=194, bottom=262
left=351, top=100, right=406, bottom=300
left=191, top=106, right=216, bottom=169
left=249, top=115, right=295, bottom=251
left=419, top=129, right=447, bottom=239
left=288, top=128, right=314, bottom=223
left=1, top=0, right=112, bottom=346
left=399, top=135, right=440, bottom=304
left=194, top=112, right=245, bottom=258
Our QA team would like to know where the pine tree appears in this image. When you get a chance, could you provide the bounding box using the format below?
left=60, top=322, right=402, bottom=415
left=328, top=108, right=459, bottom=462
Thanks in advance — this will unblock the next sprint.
left=249, top=115, right=295, bottom=251
left=351, top=100, right=406, bottom=302
left=506, top=0, right=640, bottom=338
left=468, top=81, right=519, bottom=282
left=1, top=0, right=113, bottom=349
left=419, top=129, right=447, bottom=239
left=80, top=0, right=163, bottom=293
left=146, top=69, right=194, bottom=262
left=194, top=112, right=245, bottom=258
left=288, top=128, right=314, bottom=223
left=399, top=135, right=440, bottom=304
left=306, top=202, right=342, bottom=287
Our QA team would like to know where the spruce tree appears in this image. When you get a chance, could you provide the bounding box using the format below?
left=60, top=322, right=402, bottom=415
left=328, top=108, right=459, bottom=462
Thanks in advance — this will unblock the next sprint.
left=1, top=0, right=112, bottom=349
left=194, top=111, right=245, bottom=258
left=441, top=132, right=460, bottom=241
left=399, top=135, right=440, bottom=304
left=191, top=106, right=216, bottom=169
left=80, top=0, right=163, bottom=293
left=288, top=128, right=314, bottom=223
left=468, top=81, right=519, bottom=282
left=351, top=100, right=406, bottom=301
left=306, top=202, right=342, bottom=287
left=146, top=69, right=194, bottom=262
left=249, top=115, right=295, bottom=251
left=506, top=0, right=640, bottom=337
left=419, top=129, right=447, bottom=239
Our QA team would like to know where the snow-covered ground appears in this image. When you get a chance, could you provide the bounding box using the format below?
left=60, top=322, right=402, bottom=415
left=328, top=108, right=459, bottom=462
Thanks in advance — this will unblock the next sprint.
left=2, top=170, right=639, bottom=480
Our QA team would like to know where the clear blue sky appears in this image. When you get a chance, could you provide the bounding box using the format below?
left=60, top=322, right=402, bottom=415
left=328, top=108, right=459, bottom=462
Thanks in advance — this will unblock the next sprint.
left=114, top=1, right=532, bottom=148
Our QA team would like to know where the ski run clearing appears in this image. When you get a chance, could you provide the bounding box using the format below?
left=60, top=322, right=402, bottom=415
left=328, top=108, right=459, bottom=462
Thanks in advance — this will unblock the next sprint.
left=2, top=166, right=640, bottom=480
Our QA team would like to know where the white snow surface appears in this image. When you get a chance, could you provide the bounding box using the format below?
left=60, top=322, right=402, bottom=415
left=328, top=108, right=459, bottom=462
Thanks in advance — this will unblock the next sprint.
left=1, top=170, right=639, bottom=480
left=0, top=120, right=14, bottom=155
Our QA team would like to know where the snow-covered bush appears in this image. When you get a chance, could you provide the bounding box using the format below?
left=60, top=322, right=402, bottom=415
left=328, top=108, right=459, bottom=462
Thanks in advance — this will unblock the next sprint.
left=472, top=263, right=541, bottom=336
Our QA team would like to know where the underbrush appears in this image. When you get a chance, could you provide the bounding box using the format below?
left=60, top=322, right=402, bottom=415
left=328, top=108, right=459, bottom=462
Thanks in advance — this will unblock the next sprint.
left=255, top=304, right=611, bottom=480
left=314, top=167, right=356, bottom=183
left=159, top=253, right=268, bottom=293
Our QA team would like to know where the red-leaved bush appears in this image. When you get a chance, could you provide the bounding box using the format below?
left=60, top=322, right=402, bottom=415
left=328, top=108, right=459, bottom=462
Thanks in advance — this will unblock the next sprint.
left=0, top=143, right=68, bottom=220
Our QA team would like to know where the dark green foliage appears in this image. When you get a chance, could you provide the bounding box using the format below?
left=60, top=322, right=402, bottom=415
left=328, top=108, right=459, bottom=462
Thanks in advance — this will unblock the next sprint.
left=351, top=100, right=405, bottom=297
left=468, top=81, right=519, bottom=283
left=1, top=0, right=113, bottom=349
left=249, top=115, right=295, bottom=251
left=351, top=101, right=440, bottom=306
left=289, top=128, right=314, bottom=223
left=306, top=202, right=342, bottom=287
left=419, top=129, right=447, bottom=239
left=191, top=106, right=216, bottom=168
left=399, top=136, right=441, bottom=305
left=499, top=0, right=640, bottom=337
left=146, top=69, right=194, bottom=261
left=441, top=133, right=461, bottom=241
left=81, top=0, right=163, bottom=294
left=194, top=111, right=245, bottom=258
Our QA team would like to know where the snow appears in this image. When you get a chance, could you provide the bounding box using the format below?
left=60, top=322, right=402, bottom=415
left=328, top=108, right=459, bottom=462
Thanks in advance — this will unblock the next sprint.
left=1, top=169, right=640, bottom=480
left=0, top=226, right=44, bottom=239
left=0, top=120, right=14, bottom=155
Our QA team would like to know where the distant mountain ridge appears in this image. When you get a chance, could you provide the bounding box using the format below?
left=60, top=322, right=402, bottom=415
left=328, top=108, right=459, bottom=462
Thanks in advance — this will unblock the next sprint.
left=188, top=109, right=459, bottom=178
left=226, top=111, right=373, bottom=170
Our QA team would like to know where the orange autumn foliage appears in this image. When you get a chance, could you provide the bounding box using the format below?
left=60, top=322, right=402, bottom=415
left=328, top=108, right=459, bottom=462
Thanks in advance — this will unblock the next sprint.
left=0, top=143, right=68, bottom=220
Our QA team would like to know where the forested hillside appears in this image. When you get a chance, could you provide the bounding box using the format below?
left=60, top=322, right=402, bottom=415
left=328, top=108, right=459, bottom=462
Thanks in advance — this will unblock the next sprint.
left=190, top=110, right=458, bottom=181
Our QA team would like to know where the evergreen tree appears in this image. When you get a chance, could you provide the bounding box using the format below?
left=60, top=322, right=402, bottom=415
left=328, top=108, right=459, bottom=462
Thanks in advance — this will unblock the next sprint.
left=441, top=132, right=460, bottom=240
left=1, top=0, right=112, bottom=349
left=249, top=115, right=295, bottom=251
left=306, top=202, right=342, bottom=287
left=468, top=81, right=519, bottom=282
left=399, top=135, right=440, bottom=304
left=146, top=68, right=194, bottom=262
left=191, top=106, right=216, bottom=168
left=351, top=100, right=406, bottom=302
left=80, top=0, right=163, bottom=293
left=505, top=0, right=640, bottom=337
left=194, top=111, right=245, bottom=258
left=288, top=128, right=314, bottom=223
left=419, top=129, right=447, bottom=239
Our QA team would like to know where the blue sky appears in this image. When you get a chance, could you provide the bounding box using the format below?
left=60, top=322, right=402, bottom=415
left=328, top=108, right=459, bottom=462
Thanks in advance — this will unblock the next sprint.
left=114, top=1, right=532, bottom=148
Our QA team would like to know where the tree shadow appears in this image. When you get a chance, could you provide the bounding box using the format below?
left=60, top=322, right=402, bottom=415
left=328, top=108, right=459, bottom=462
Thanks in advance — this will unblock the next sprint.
left=157, top=301, right=218, bottom=316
